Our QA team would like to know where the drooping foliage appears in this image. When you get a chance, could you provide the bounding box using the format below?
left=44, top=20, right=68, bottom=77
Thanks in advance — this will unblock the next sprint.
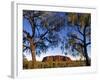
left=66, top=13, right=91, bottom=66
left=23, top=10, right=66, bottom=61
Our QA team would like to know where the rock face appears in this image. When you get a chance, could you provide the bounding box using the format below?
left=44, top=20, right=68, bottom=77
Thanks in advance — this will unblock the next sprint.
left=42, top=55, right=72, bottom=62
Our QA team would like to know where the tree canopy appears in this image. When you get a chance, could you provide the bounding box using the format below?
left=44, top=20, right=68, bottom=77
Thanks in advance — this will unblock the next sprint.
left=23, top=10, right=66, bottom=62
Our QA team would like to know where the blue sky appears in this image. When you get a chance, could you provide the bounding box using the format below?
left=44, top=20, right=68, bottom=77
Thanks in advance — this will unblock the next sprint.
left=23, top=11, right=91, bottom=61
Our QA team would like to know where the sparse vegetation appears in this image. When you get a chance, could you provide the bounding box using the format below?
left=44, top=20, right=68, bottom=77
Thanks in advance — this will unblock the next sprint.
left=23, top=60, right=87, bottom=69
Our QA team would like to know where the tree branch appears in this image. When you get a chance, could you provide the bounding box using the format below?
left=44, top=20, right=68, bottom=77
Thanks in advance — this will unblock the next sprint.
left=23, top=37, right=29, bottom=43
left=34, top=30, right=49, bottom=44
left=71, top=35, right=84, bottom=43
left=36, top=26, right=41, bottom=37
left=74, top=47, right=81, bottom=53
left=23, top=13, right=36, bottom=39
left=73, top=43, right=84, bottom=54
left=23, top=30, right=29, bottom=35
left=28, top=18, right=36, bottom=38
left=76, top=26, right=84, bottom=36
left=40, top=30, right=48, bottom=39
left=44, top=37, right=52, bottom=43
left=23, top=44, right=31, bottom=52
left=23, top=30, right=32, bottom=38
left=86, top=42, right=91, bottom=46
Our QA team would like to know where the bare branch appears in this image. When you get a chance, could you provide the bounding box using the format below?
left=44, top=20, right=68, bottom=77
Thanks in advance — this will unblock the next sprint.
left=76, top=26, right=84, bottom=36
left=40, top=30, right=48, bottom=39
left=86, top=42, right=91, bottom=46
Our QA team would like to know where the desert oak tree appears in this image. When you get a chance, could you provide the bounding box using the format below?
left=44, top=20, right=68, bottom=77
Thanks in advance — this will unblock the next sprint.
left=23, top=10, right=65, bottom=63
left=66, top=13, right=91, bottom=66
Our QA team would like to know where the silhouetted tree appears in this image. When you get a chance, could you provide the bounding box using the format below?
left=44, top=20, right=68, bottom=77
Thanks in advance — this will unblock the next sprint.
left=66, top=13, right=91, bottom=66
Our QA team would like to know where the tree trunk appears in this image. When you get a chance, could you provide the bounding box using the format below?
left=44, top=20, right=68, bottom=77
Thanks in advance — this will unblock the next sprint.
left=29, top=38, right=36, bottom=68
left=84, top=45, right=90, bottom=66
left=30, top=43, right=36, bottom=62
left=83, top=26, right=90, bottom=66
left=28, top=37, right=36, bottom=62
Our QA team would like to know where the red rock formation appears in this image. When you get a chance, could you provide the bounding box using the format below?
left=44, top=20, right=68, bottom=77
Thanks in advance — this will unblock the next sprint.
left=42, top=55, right=72, bottom=62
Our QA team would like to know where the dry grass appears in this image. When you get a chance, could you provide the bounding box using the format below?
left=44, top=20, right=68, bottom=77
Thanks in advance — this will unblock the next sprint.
left=23, top=60, right=87, bottom=69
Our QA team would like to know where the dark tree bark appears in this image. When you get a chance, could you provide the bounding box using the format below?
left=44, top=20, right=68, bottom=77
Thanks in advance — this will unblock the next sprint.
left=84, top=45, right=90, bottom=66
left=83, top=26, right=90, bottom=66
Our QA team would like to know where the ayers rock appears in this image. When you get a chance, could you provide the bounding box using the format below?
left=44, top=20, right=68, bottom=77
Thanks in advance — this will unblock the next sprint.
left=42, top=55, right=72, bottom=62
